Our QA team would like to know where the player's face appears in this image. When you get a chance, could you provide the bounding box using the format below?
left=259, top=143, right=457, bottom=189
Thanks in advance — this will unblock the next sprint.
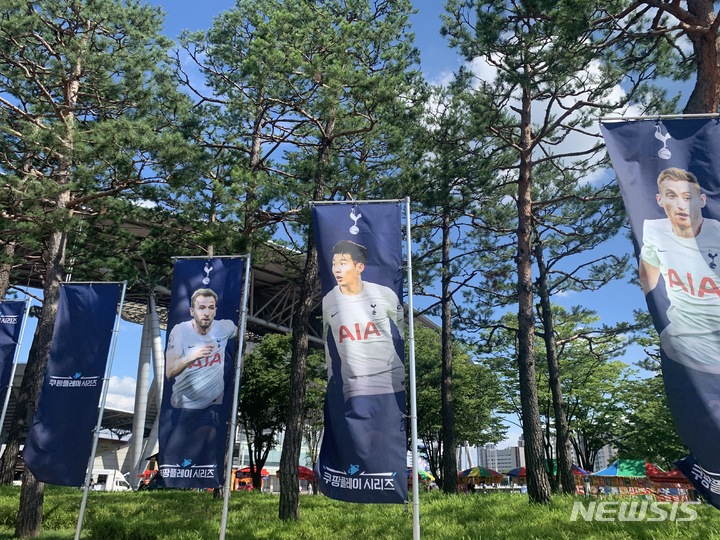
left=656, top=179, right=706, bottom=236
left=332, top=252, right=364, bottom=291
left=190, top=295, right=217, bottom=330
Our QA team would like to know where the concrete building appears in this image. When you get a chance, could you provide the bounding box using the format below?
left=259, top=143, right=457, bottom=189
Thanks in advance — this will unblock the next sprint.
left=593, top=444, right=616, bottom=472
left=458, top=439, right=526, bottom=473
left=477, top=443, right=498, bottom=471
left=495, top=445, right=525, bottom=473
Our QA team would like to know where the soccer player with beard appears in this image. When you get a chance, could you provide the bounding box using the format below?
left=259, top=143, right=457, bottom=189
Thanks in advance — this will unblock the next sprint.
left=165, top=288, right=238, bottom=408
left=162, top=287, right=237, bottom=471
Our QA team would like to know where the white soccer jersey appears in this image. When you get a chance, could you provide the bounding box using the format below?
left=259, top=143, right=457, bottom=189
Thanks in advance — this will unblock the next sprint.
left=168, top=319, right=237, bottom=409
left=322, top=281, right=404, bottom=399
left=641, top=217, right=720, bottom=370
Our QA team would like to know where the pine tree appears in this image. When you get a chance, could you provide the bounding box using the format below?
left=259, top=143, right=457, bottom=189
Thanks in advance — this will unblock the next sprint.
left=0, top=1, right=191, bottom=534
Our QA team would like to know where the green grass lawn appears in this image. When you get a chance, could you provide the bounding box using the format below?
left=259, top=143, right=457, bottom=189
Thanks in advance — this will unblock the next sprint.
left=0, top=486, right=719, bottom=539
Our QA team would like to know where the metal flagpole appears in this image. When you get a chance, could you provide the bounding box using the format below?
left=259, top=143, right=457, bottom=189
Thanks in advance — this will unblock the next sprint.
left=220, top=254, right=252, bottom=540
left=75, top=281, right=127, bottom=540
left=0, top=299, right=31, bottom=441
left=405, top=197, right=420, bottom=540
left=600, top=113, right=720, bottom=122
left=312, top=198, right=405, bottom=205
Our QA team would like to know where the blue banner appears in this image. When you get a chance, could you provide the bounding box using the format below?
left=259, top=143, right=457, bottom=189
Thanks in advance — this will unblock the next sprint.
left=0, top=301, right=27, bottom=426
left=23, top=283, right=121, bottom=486
left=601, top=118, right=720, bottom=508
left=312, top=203, right=407, bottom=504
left=158, top=258, right=244, bottom=489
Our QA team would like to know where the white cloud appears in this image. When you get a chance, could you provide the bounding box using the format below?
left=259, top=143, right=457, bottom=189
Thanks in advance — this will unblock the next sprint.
left=104, top=375, right=136, bottom=412
left=133, top=199, right=158, bottom=209
left=467, top=56, right=498, bottom=87
left=431, top=69, right=456, bottom=87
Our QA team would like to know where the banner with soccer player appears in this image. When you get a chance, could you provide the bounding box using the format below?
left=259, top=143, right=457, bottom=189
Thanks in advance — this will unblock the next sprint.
left=158, top=257, right=244, bottom=489
left=0, top=300, right=29, bottom=438
left=312, top=202, right=407, bottom=504
left=24, top=283, right=122, bottom=486
left=601, top=117, right=720, bottom=508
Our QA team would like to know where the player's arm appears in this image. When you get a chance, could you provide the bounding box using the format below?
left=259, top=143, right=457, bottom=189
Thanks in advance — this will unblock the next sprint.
left=639, top=222, right=662, bottom=296
left=387, top=289, right=404, bottom=333
left=165, top=329, right=213, bottom=379
left=165, top=346, right=213, bottom=379
left=321, top=299, right=331, bottom=343
left=218, top=319, right=239, bottom=338
left=639, top=258, right=660, bottom=295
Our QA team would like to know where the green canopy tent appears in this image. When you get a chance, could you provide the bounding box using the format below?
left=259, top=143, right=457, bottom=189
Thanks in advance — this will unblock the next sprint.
left=590, top=459, right=693, bottom=500
left=590, top=459, right=650, bottom=497
left=592, top=459, right=646, bottom=477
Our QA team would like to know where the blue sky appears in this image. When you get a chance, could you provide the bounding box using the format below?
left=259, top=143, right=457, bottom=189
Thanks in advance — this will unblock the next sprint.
left=13, top=1, right=658, bottom=450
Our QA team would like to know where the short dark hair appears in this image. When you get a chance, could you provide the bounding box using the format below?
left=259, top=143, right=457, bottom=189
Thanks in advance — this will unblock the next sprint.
left=190, top=288, right=218, bottom=308
left=332, top=240, right=368, bottom=264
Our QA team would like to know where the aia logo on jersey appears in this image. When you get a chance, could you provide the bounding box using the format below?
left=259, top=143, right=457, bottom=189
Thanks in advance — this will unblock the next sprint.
left=189, top=352, right=221, bottom=369
left=339, top=322, right=381, bottom=343
left=668, top=269, right=720, bottom=297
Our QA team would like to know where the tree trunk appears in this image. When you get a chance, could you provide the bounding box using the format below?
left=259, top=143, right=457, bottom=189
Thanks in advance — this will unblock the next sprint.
left=15, top=469, right=44, bottom=538
left=683, top=0, right=720, bottom=114
left=440, top=207, right=457, bottom=493
left=542, top=416, right=557, bottom=491
left=570, top=437, right=585, bottom=471
left=2, top=217, right=68, bottom=538
left=244, top=108, right=264, bottom=237
left=5, top=42, right=79, bottom=534
left=0, top=242, right=15, bottom=299
left=571, top=433, right=595, bottom=472
left=534, top=240, right=575, bottom=495
left=278, top=122, right=332, bottom=520
left=278, top=243, right=316, bottom=519
left=516, top=87, right=551, bottom=505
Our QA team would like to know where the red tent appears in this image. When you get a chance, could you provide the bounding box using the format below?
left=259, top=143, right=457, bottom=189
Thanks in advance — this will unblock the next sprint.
left=645, top=463, right=690, bottom=484
left=275, top=465, right=316, bottom=481
left=236, top=466, right=269, bottom=477
left=298, top=465, right=316, bottom=481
